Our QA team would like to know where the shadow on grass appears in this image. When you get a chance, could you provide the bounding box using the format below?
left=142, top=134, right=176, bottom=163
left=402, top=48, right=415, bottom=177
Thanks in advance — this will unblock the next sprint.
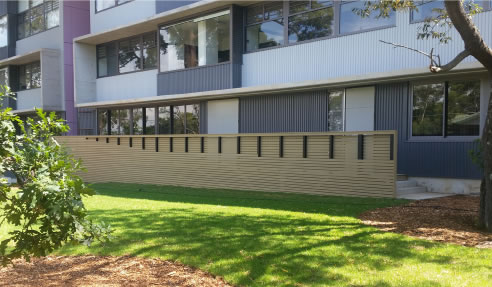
left=55, top=183, right=479, bottom=286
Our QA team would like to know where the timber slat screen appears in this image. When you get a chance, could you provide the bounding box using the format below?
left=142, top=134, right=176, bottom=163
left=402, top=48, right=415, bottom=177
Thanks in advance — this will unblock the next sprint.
left=56, top=131, right=397, bottom=198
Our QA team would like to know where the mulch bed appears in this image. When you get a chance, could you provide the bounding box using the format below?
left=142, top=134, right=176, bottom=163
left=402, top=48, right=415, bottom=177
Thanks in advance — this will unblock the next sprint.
left=359, top=195, right=492, bottom=248
left=0, top=255, right=232, bottom=287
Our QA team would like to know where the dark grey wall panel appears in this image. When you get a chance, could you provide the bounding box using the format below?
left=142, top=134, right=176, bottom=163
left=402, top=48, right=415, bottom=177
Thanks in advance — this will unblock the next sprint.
left=199, top=101, right=208, bottom=134
left=0, top=46, right=7, bottom=59
left=155, top=0, right=197, bottom=14
left=0, top=1, right=7, bottom=16
left=158, top=63, right=232, bottom=95
left=231, top=5, right=244, bottom=88
left=239, top=91, right=330, bottom=133
left=374, top=83, right=480, bottom=179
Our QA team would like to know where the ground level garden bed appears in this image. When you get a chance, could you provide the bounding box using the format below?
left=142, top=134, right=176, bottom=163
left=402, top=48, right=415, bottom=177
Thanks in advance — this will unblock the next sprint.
left=1, top=183, right=491, bottom=286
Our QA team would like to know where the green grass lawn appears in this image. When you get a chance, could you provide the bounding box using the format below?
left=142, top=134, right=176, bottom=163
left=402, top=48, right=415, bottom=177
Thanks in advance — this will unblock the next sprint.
left=2, top=183, right=492, bottom=286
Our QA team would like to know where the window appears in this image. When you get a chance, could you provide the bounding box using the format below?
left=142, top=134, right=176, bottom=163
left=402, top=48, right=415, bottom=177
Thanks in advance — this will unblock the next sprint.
left=158, top=106, right=171, bottom=134
left=173, top=105, right=186, bottom=134
left=97, top=109, right=109, bottom=135
left=132, top=108, right=143, bottom=135
left=96, top=0, right=134, bottom=12
left=340, top=1, right=395, bottom=34
left=98, top=32, right=157, bottom=77
left=17, top=0, right=59, bottom=40
left=159, top=10, right=230, bottom=72
left=411, top=0, right=445, bottom=22
left=144, top=107, right=156, bottom=134
left=110, top=110, right=119, bottom=135
left=412, top=80, right=480, bottom=137
left=0, top=16, right=7, bottom=48
left=119, top=109, right=131, bottom=134
left=246, top=2, right=284, bottom=52
left=185, top=104, right=200, bottom=134
left=18, top=62, right=41, bottom=90
left=288, top=1, right=334, bottom=44
left=328, top=90, right=344, bottom=131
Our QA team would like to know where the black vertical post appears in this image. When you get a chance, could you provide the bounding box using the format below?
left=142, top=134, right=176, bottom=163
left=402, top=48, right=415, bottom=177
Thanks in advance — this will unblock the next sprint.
left=218, top=137, right=222, bottom=153
left=96, top=137, right=99, bottom=142
left=142, top=108, right=147, bottom=134
left=201, top=137, right=204, bottom=153
left=129, top=137, right=132, bottom=147
left=107, top=110, right=111, bottom=135
left=117, top=137, right=120, bottom=145
left=155, top=137, right=159, bottom=152
left=389, top=134, right=394, bottom=160
left=257, top=136, right=262, bottom=157
left=279, top=136, right=284, bottom=158
left=185, top=137, right=189, bottom=153
left=106, top=137, right=109, bottom=143
left=142, top=137, right=145, bottom=150
left=237, top=136, right=241, bottom=154
left=329, top=135, right=334, bottom=159
left=443, top=82, right=449, bottom=137
left=170, top=137, right=173, bottom=152
left=358, top=134, right=364, bottom=160
left=303, top=136, right=307, bottom=158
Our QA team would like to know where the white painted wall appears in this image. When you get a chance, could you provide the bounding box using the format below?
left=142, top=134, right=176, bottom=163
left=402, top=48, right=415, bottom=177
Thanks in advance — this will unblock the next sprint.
left=16, top=88, right=42, bottom=110
left=345, top=86, right=375, bottom=132
left=16, top=27, right=62, bottom=55
left=207, top=98, right=239, bottom=134
left=242, top=10, right=492, bottom=87
left=96, top=69, right=158, bottom=102
left=74, top=43, right=97, bottom=104
left=90, top=0, right=156, bottom=34
left=41, top=49, right=62, bottom=110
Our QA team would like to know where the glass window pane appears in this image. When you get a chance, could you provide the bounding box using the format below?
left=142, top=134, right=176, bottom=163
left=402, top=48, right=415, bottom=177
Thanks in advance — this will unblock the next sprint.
left=311, top=0, right=334, bottom=9
left=412, top=0, right=445, bottom=22
left=132, top=108, right=143, bottom=135
left=98, top=110, right=109, bottom=135
left=160, top=11, right=230, bottom=72
left=110, top=110, right=119, bottom=135
left=412, top=83, right=444, bottom=136
left=18, top=12, right=29, bottom=39
left=30, top=5, right=45, bottom=35
left=247, top=4, right=263, bottom=24
left=289, top=1, right=310, bottom=15
left=158, top=106, right=171, bottom=134
left=45, top=1, right=60, bottom=29
left=32, top=0, right=44, bottom=7
left=19, top=65, right=27, bottom=90
left=246, top=19, right=284, bottom=52
left=30, top=62, right=41, bottom=88
left=143, top=33, right=157, bottom=69
left=97, top=46, right=108, bottom=77
left=173, top=105, right=186, bottom=134
left=0, top=16, right=7, bottom=47
left=119, top=109, right=131, bottom=135
left=185, top=104, right=199, bottom=134
left=119, top=37, right=141, bottom=73
left=447, top=80, right=480, bottom=136
left=18, top=0, right=29, bottom=13
left=96, top=0, right=116, bottom=12
left=288, top=7, right=334, bottom=43
left=328, top=91, right=344, bottom=131
left=264, top=2, right=283, bottom=21
left=145, top=107, right=156, bottom=134
left=340, top=1, right=395, bottom=34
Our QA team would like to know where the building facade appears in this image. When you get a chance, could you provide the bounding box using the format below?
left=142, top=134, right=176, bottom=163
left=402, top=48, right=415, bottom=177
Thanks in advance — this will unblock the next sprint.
left=3, top=0, right=492, bottom=193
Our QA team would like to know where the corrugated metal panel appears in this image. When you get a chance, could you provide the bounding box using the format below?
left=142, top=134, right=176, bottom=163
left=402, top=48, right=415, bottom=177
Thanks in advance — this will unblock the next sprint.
left=239, top=91, right=329, bottom=133
left=231, top=5, right=244, bottom=88
left=242, top=10, right=492, bottom=87
left=374, top=83, right=481, bottom=179
left=158, top=63, right=232, bottom=96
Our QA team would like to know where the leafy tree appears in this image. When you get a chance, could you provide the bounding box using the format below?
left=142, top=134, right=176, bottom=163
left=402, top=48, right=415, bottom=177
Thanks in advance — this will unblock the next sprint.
left=357, top=0, right=492, bottom=231
left=0, top=88, right=111, bottom=266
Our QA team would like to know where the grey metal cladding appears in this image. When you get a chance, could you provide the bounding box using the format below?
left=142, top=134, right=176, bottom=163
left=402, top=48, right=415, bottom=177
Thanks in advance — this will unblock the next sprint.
left=231, top=5, right=244, bottom=88
left=199, top=101, right=208, bottom=134
left=239, top=91, right=330, bottom=133
left=374, top=83, right=481, bottom=179
left=158, top=63, right=232, bottom=96
left=155, top=0, right=197, bottom=14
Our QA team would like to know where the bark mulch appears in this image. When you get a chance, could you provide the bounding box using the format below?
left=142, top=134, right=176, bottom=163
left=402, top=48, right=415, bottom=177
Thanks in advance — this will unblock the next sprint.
left=0, top=255, right=232, bottom=287
left=359, top=195, right=492, bottom=248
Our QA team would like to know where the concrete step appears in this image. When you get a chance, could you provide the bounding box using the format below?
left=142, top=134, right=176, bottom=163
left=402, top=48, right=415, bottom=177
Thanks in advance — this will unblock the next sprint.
left=397, top=179, right=417, bottom=188
left=397, top=174, right=408, bottom=181
left=397, top=186, right=427, bottom=195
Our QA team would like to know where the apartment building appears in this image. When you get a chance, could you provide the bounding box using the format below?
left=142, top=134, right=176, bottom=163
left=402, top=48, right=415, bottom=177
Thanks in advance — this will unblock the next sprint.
left=2, top=0, right=491, bottom=193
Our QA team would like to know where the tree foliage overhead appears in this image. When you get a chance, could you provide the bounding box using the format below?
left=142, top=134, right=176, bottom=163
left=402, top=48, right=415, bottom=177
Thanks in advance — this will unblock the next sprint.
left=0, top=88, right=111, bottom=266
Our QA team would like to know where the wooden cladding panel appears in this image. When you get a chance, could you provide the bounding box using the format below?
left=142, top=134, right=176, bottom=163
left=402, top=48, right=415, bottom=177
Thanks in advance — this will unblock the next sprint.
left=57, top=132, right=397, bottom=198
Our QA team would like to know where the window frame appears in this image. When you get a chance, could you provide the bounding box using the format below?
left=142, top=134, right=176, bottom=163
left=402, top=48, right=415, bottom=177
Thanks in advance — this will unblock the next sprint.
left=287, top=1, right=336, bottom=44
left=409, top=79, right=482, bottom=142
left=17, top=0, right=60, bottom=41
left=95, top=0, right=134, bottom=14
left=157, top=7, right=232, bottom=74
left=245, top=1, right=397, bottom=54
left=18, top=61, right=41, bottom=91
left=96, top=31, right=158, bottom=78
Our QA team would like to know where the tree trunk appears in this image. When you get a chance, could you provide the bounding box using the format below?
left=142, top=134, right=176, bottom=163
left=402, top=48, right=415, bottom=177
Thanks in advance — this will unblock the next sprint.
left=444, top=1, right=492, bottom=232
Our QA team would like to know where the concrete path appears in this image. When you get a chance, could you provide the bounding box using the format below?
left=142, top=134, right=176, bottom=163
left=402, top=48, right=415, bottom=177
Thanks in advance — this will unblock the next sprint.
left=396, top=192, right=453, bottom=200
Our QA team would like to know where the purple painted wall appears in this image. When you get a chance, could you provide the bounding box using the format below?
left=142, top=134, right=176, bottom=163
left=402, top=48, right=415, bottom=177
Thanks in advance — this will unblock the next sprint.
left=63, top=0, right=90, bottom=135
